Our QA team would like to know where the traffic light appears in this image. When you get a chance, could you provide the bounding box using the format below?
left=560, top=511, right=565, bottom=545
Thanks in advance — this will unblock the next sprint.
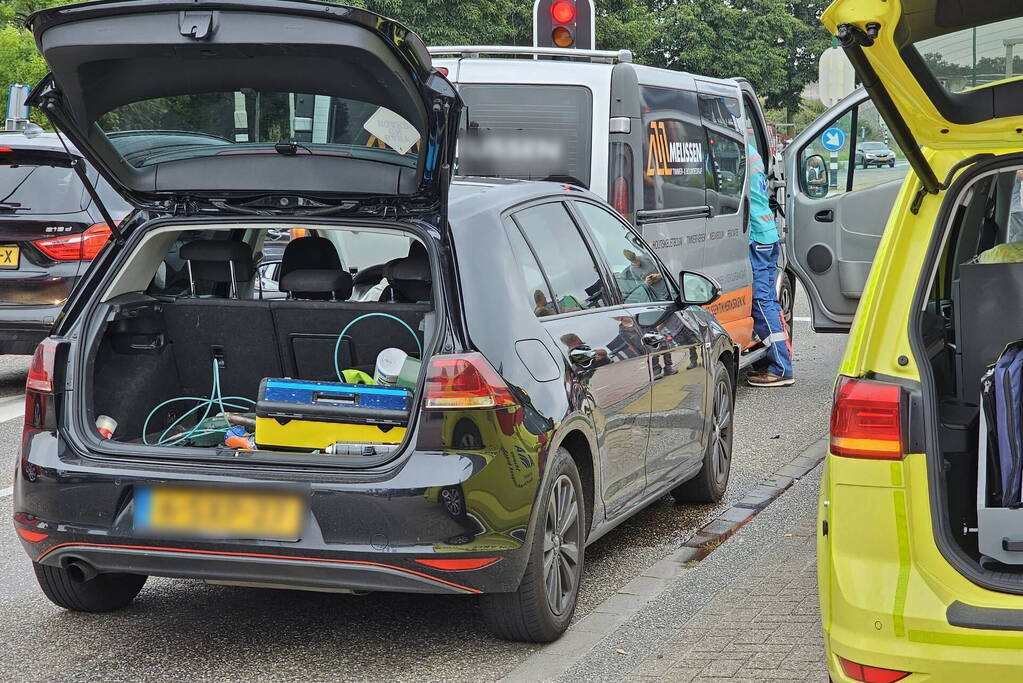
left=534, top=0, right=594, bottom=50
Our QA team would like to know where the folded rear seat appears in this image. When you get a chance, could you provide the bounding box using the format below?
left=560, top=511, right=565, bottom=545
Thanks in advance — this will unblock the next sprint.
left=272, top=239, right=432, bottom=380
left=162, top=240, right=281, bottom=399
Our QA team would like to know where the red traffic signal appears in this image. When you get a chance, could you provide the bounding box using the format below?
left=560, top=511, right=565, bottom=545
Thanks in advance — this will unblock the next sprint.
left=550, top=0, right=576, bottom=24
left=534, top=0, right=593, bottom=50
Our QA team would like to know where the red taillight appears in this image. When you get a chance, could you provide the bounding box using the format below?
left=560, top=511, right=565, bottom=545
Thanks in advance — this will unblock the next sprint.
left=15, top=527, right=48, bottom=543
left=830, top=376, right=903, bottom=460
left=25, top=338, right=62, bottom=433
left=33, top=222, right=112, bottom=261
left=436, top=66, right=449, bottom=77
left=26, top=338, right=60, bottom=393
left=550, top=0, right=576, bottom=24
left=609, top=142, right=634, bottom=222
left=414, top=557, right=500, bottom=571
left=612, top=176, right=630, bottom=214
left=838, top=656, right=910, bottom=683
left=0, top=147, right=13, bottom=153
left=423, top=353, right=517, bottom=410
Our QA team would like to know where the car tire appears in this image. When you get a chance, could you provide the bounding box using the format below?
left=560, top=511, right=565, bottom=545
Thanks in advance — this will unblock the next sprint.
left=780, top=273, right=795, bottom=345
left=889, top=161, right=895, bottom=168
left=33, top=562, right=147, bottom=612
left=480, top=447, right=585, bottom=642
left=672, top=362, right=734, bottom=504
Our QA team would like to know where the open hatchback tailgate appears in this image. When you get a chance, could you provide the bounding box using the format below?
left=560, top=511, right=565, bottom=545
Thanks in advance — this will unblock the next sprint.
left=822, top=0, right=1023, bottom=153
left=25, top=0, right=461, bottom=212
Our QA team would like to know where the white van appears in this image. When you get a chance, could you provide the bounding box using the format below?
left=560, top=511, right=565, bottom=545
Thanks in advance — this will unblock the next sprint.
left=432, top=46, right=795, bottom=365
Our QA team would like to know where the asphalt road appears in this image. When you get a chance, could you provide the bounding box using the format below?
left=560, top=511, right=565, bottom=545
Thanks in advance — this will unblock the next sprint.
left=0, top=286, right=846, bottom=681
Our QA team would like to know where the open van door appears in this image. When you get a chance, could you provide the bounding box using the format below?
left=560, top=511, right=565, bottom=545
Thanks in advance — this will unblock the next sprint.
left=736, top=78, right=796, bottom=332
left=782, top=88, right=909, bottom=332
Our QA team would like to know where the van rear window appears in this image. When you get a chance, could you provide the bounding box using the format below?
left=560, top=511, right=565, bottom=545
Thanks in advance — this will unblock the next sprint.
left=456, top=85, right=592, bottom=187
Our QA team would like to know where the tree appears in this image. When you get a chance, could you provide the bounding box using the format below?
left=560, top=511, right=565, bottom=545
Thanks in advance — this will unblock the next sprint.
left=644, top=0, right=801, bottom=111
left=773, top=0, right=831, bottom=120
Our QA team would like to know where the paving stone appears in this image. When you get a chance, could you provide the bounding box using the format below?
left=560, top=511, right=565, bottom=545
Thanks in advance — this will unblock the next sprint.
left=615, top=485, right=826, bottom=683
left=699, top=658, right=747, bottom=678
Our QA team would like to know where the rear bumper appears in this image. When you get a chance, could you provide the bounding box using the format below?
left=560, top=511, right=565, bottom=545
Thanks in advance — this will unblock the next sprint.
left=15, top=411, right=543, bottom=595
left=37, top=543, right=483, bottom=594
left=0, top=323, right=49, bottom=354
left=820, top=455, right=1023, bottom=680
left=0, top=300, right=67, bottom=354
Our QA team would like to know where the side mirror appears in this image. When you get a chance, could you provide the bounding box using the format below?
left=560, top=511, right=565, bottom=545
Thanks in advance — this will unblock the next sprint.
left=804, top=154, right=829, bottom=199
left=679, top=271, right=722, bottom=306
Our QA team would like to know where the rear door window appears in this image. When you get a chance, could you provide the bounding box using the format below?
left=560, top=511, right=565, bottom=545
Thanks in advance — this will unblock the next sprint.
left=505, top=220, right=558, bottom=318
left=457, top=85, right=593, bottom=187
left=639, top=86, right=707, bottom=212
left=512, top=202, right=610, bottom=312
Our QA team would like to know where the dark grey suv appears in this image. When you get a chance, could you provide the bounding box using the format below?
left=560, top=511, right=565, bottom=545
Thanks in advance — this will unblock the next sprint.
left=0, top=133, right=130, bottom=354
left=15, top=0, right=736, bottom=643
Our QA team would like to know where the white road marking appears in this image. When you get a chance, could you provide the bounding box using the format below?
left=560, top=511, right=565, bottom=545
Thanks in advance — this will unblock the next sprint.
left=0, top=486, right=11, bottom=499
left=0, top=395, right=23, bottom=424
left=794, top=316, right=811, bottom=323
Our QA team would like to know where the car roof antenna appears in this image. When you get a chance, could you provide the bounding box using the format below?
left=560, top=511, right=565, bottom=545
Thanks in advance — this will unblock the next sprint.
left=53, top=129, right=124, bottom=244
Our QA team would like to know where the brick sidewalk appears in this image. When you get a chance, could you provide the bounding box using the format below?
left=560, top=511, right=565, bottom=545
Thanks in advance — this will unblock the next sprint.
left=624, top=506, right=826, bottom=682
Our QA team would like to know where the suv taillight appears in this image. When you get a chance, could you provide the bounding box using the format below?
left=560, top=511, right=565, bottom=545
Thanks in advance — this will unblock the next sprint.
left=423, top=353, right=517, bottom=410
left=25, top=338, right=63, bottom=431
left=830, top=376, right=903, bottom=460
left=33, top=222, right=112, bottom=261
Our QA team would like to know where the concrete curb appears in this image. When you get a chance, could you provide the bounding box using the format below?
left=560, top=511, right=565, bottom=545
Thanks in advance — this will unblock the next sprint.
left=501, top=436, right=828, bottom=682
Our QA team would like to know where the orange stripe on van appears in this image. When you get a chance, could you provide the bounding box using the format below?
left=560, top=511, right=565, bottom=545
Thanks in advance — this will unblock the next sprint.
left=704, top=286, right=755, bottom=349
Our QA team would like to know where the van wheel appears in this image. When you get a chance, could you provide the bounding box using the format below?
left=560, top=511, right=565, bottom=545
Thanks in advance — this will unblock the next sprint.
left=673, top=362, right=734, bottom=504
left=33, top=562, right=147, bottom=612
left=480, top=447, right=585, bottom=642
left=780, top=274, right=795, bottom=344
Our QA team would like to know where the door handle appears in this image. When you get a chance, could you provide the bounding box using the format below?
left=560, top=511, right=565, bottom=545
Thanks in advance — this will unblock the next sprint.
left=814, top=209, right=835, bottom=223
left=569, top=346, right=598, bottom=367
left=642, top=333, right=666, bottom=347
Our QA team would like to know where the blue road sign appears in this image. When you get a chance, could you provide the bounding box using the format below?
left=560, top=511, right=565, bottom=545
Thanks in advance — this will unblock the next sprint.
left=821, top=127, right=846, bottom=152
left=6, top=84, right=30, bottom=120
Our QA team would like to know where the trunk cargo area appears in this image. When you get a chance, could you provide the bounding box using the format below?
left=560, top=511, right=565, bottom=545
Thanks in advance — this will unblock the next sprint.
left=92, top=298, right=430, bottom=451
left=922, top=162, right=1023, bottom=588
left=84, top=224, right=434, bottom=460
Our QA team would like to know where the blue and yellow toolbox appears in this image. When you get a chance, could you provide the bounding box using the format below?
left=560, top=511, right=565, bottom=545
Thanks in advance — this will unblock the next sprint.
left=255, top=378, right=410, bottom=450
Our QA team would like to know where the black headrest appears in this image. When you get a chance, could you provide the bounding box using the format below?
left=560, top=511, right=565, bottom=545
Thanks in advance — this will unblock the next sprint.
left=279, top=269, right=354, bottom=301
left=180, top=239, right=253, bottom=284
left=385, top=241, right=431, bottom=303
left=279, top=236, right=343, bottom=280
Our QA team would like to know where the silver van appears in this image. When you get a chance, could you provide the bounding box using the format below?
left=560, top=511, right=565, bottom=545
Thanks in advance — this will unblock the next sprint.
left=433, top=46, right=795, bottom=365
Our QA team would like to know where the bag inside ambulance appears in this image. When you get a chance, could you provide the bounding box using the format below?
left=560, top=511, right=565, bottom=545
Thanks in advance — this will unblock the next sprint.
left=88, top=224, right=437, bottom=466
left=921, top=165, right=1023, bottom=579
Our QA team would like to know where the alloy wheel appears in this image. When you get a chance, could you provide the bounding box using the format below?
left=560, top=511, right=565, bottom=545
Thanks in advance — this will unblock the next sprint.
left=543, top=474, right=581, bottom=616
left=710, top=378, right=733, bottom=487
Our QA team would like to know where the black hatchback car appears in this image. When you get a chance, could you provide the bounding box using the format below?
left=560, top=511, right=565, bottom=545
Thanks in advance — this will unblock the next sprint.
left=0, top=133, right=130, bottom=354
left=15, top=0, right=736, bottom=642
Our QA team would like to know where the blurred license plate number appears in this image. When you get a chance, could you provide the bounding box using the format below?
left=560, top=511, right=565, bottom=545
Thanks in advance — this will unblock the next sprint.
left=0, top=246, right=18, bottom=269
left=135, top=487, right=304, bottom=540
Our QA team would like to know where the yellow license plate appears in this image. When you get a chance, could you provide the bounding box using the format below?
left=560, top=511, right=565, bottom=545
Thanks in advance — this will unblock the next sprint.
left=135, top=486, right=305, bottom=540
left=0, top=246, right=19, bottom=269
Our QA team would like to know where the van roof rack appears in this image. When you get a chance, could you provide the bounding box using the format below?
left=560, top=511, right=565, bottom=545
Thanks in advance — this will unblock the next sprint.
left=428, top=45, right=632, bottom=64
